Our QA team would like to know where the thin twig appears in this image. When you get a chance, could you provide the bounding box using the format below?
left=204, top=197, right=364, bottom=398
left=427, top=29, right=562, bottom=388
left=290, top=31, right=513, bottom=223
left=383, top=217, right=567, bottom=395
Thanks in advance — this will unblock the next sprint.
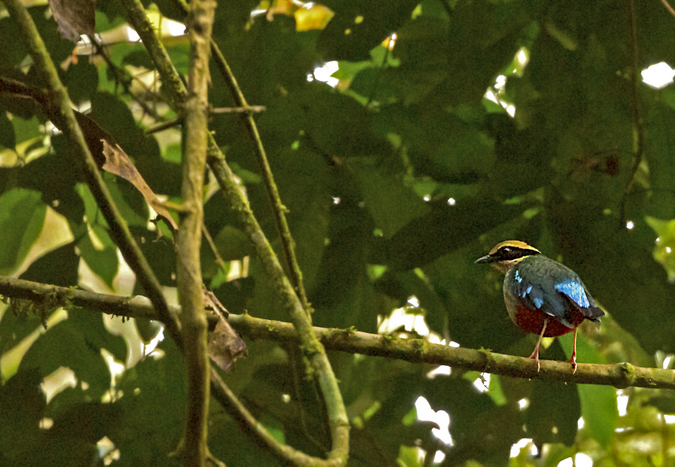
left=288, top=344, right=330, bottom=452
left=619, top=0, right=644, bottom=228
left=87, top=34, right=164, bottom=122
left=661, top=0, right=675, bottom=17
left=367, top=35, right=393, bottom=107
left=0, top=0, right=183, bottom=347
left=210, top=370, right=344, bottom=466
left=210, top=105, right=266, bottom=114
left=207, top=40, right=310, bottom=314
left=202, top=223, right=228, bottom=272
left=145, top=117, right=181, bottom=134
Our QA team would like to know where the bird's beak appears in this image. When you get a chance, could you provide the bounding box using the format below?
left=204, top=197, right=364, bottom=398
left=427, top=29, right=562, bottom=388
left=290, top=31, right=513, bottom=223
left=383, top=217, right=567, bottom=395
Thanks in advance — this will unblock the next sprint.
left=474, top=254, right=493, bottom=264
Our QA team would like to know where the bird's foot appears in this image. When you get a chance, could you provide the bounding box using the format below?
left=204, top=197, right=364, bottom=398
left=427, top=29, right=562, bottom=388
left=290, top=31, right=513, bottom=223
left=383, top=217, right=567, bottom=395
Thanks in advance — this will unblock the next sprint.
left=567, top=355, right=578, bottom=374
left=528, top=348, right=541, bottom=372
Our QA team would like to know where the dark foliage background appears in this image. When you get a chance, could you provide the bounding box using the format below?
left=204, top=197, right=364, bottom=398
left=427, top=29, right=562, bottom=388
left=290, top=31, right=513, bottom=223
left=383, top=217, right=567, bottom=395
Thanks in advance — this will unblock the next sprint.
left=2, top=0, right=675, bottom=465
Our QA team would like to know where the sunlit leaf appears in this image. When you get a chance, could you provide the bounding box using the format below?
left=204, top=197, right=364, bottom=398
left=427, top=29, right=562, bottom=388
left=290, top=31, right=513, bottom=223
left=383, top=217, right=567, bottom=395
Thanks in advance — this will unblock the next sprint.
left=0, top=189, right=47, bottom=275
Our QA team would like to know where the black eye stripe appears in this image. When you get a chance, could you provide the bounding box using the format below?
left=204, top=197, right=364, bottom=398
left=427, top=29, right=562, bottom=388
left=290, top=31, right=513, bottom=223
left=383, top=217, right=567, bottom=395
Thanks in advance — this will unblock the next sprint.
left=496, top=246, right=540, bottom=260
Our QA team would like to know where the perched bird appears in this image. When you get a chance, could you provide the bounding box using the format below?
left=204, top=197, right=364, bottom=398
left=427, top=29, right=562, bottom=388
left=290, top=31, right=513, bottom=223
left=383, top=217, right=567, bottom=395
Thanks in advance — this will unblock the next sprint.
left=475, top=240, right=604, bottom=371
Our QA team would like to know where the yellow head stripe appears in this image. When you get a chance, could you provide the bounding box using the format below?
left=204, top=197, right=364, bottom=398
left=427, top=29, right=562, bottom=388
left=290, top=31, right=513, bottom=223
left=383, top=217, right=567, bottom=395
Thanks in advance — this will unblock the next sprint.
left=488, top=240, right=540, bottom=255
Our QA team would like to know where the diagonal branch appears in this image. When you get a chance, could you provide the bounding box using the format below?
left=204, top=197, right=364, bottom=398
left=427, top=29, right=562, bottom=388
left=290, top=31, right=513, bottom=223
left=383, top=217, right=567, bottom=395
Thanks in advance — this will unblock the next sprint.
left=1, top=276, right=672, bottom=390
left=178, top=0, right=216, bottom=464
left=169, top=0, right=310, bottom=313
left=115, top=0, right=349, bottom=462
left=0, top=0, right=183, bottom=347
left=207, top=39, right=311, bottom=314
left=619, top=0, right=644, bottom=227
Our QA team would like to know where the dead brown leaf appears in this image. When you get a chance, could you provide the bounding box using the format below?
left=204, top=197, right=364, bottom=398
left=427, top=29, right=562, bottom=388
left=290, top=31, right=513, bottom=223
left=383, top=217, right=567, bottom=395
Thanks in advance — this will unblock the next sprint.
left=48, top=0, right=95, bottom=43
left=208, top=317, right=247, bottom=372
left=101, top=138, right=178, bottom=231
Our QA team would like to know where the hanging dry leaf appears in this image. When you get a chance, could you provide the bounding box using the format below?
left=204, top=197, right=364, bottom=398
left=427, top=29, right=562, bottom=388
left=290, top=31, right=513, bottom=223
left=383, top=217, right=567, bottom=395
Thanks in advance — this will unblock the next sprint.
left=0, top=77, right=177, bottom=232
left=208, top=317, right=247, bottom=372
left=101, top=138, right=178, bottom=232
left=48, top=0, right=95, bottom=43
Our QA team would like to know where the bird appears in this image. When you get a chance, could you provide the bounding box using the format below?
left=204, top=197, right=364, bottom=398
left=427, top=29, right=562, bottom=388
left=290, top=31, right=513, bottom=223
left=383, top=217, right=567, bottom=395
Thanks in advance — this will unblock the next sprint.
left=475, top=240, right=604, bottom=372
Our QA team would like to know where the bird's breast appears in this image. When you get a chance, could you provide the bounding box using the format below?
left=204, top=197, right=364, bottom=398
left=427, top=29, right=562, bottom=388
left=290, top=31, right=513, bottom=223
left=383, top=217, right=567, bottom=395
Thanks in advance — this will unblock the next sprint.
left=509, top=304, right=577, bottom=337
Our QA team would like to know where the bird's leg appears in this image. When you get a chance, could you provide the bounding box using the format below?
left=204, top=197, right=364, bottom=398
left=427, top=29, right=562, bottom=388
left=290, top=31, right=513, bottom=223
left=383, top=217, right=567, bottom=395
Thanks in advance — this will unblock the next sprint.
left=529, top=318, right=549, bottom=372
left=571, top=334, right=578, bottom=373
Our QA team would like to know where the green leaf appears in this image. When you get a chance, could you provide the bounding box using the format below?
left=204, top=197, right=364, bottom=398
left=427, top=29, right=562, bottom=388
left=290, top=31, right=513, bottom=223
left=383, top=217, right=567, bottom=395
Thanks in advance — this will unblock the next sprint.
left=318, top=0, right=419, bottom=61
left=645, top=395, right=675, bottom=414
left=10, top=115, right=41, bottom=147
left=0, top=189, right=47, bottom=275
left=134, top=317, right=163, bottom=344
left=69, top=309, right=127, bottom=364
left=77, top=224, right=119, bottom=287
left=644, top=97, right=675, bottom=219
left=130, top=227, right=176, bottom=287
left=121, top=49, right=155, bottom=69
left=0, top=305, right=42, bottom=356
left=0, top=111, right=16, bottom=149
left=50, top=402, right=123, bottom=444
left=211, top=225, right=252, bottom=261
left=350, top=159, right=430, bottom=238
left=29, top=6, right=74, bottom=65
left=111, top=339, right=185, bottom=464
left=19, top=313, right=112, bottom=399
left=90, top=91, right=145, bottom=154
left=424, top=376, right=518, bottom=464
left=297, top=84, right=392, bottom=159
left=0, top=17, right=27, bottom=71
left=0, top=368, right=46, bottom=461
left=527, top=379, right=580, bottom=447
left=578, top=384, right=617, bottom=448
left=376, top=105, right=495, bottom=184
left=65, top=61, right=99, bottom=106
left=21, top=242, right=79, bottom=287
left=105, top=175, right=149, bottom=228
left=20, top=145, right=85, bottom=223
left=385, top=196, right=521, bottom=270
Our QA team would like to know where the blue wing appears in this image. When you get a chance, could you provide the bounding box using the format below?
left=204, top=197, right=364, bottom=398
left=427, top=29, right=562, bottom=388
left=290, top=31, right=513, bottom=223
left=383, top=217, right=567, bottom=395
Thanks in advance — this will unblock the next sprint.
left=512, top=268, right=572, bottom=325
left=509, top=258, right=602, bottom=327
left=554, top=280, right=591, bottom=308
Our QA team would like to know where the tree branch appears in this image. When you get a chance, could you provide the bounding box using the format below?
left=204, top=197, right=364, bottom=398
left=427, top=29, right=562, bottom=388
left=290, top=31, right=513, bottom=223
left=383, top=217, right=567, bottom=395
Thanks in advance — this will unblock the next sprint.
left=619, top=0, right=644, bottom=227
left=208, top=38, right=310, bottom=313
left=209, top=369, right=342, bottom=466
left=116, top=0, right=350, bottom=461
left=1, top=276, right=671, bottom=390
left=178, top=0, right=215, bottom=464
left=0, top=0, right=183, bottom=347
left=169, top=0, right=310, bottom=313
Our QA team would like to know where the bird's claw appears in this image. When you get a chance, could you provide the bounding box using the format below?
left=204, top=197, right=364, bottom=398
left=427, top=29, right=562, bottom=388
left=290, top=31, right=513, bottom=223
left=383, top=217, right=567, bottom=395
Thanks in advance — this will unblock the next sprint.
left=528, top=350, right=541, bottom=372
left=567, top=357, right=578, bottom=374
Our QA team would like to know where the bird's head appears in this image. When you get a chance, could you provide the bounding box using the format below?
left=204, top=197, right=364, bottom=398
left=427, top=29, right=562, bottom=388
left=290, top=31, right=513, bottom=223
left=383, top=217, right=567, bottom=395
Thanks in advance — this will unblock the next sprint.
left=475, top=240, right=541, bottom=274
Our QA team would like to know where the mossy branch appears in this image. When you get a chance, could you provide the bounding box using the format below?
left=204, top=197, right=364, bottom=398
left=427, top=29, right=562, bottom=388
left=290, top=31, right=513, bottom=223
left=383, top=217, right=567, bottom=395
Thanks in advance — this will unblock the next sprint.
left=116, top=0, right=349, bottom=461
left=169, top=0, right=310, bottom=313
left=1, top=276, right=672, bottom=390
left=0, top=0, right=182, bottom=347
left=178, top=0, right=215, bottom=464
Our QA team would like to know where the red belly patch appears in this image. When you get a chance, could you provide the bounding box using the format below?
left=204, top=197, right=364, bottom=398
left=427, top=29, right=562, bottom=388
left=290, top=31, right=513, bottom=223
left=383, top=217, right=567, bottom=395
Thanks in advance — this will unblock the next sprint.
left=513, top=305, right=584, bottom=337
